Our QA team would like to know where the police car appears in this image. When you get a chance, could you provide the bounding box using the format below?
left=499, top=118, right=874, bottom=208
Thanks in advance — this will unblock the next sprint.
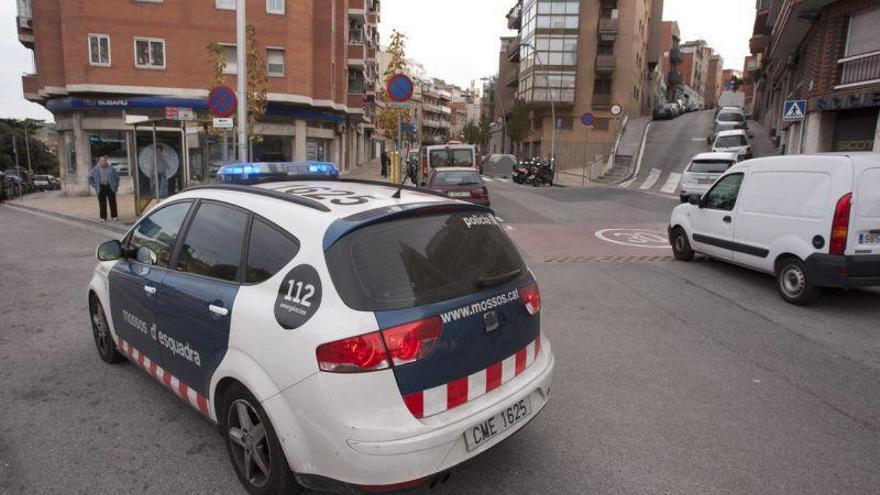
left=88, top=162, right=555, bottom=494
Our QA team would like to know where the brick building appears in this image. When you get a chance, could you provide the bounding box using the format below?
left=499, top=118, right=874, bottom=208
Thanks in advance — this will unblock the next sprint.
left=704, top=54, right=724, bottom=109
left=679, top=39, right=712, bottom=106
left=16, top=0, right=381, bottom=197
left=756, top=0, right=880, bottom=154
left=504, top=0, right=664, bottom=169
left=659, top=21, right=683, bottom=101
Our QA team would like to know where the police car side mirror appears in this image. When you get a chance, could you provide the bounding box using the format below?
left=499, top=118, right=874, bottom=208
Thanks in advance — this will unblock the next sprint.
left=96, top=240, right=123, bottom=262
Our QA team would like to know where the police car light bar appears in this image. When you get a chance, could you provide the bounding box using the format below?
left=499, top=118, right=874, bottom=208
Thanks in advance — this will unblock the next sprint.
left=217, top=161, right=340, bottom=185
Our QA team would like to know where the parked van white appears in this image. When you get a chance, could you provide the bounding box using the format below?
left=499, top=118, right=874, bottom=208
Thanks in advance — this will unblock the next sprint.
left=669, top=153, right=880, bottom=305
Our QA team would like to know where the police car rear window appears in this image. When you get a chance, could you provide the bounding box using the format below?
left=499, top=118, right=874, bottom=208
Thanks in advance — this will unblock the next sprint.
left=326, top=211, right=525, bottom=311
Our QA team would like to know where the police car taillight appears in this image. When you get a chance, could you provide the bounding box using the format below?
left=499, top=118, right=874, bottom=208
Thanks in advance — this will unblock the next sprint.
left=316, top=317, right=442, bottom=373
left=381, top=317, right=442, bottom=366
left=518, top=282, right=541, bottom=315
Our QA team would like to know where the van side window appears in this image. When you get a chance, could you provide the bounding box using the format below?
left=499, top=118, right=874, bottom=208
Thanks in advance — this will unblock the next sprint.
left=703, top=173, right=744, bottom=211
left=176, top=202, right=249, bottom=282
left=245, top=219, right=300, bottom=284
left=128, top=201, right=193, bottom=268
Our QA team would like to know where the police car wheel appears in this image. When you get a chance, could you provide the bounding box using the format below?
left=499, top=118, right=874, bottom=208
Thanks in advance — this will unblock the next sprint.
left=90, top=296, right=125, bottom=364
left=221, top=384, right=299, bottom=495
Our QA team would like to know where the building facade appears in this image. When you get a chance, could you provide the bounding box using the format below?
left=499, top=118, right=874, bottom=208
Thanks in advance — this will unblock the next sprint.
left=506, top=0, right=660, bottom=169
left=755, top=0, right=880, bottom=154
left=679, top=39, right=712, bottom=106
left=17, top=0, right=381, bottom=197
left=659, top=20, right=683, bottom=101
left=704, top=54, right=724, bottom=109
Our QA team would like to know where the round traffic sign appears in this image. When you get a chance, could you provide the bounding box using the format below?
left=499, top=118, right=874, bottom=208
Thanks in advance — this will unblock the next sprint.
left=610, top=104, right=622, bottom=116
left=387, top=73, right=414, bottom=103
left=208, top=85, right=238, bottom=118
left=581, top=112, right=595, bottom=126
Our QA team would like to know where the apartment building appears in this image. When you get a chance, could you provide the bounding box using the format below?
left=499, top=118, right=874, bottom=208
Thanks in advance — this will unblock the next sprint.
left=754, top=0, right=880, bottom=154
left=704, top=54, right=724, bottom=108
left=16, top=0, right=381, bottom=197
left=659, top=20, right=683, bottom=101
left=505, top=0, right=662, bottom=169
left=679, top=39, right=712, bottom=106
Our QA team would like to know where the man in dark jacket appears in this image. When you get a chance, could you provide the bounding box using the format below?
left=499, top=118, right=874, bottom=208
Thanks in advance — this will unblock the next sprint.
left=381, top=152, right=390, bottom=178
left=87, top=156, right=120, bottom=222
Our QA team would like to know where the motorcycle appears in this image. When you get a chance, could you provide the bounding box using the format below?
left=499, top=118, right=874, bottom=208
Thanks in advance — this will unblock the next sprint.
left=513, top=160, right=530, bottom=184
left=525, top=157, right=554, bottom=187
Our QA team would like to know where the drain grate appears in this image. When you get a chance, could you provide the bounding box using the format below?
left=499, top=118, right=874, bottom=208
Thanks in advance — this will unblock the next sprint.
left=542, top=255, right=674, bottom=263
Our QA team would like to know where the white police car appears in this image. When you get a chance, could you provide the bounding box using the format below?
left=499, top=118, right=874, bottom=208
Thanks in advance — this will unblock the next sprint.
left=88, top=162, right=555, bottom=494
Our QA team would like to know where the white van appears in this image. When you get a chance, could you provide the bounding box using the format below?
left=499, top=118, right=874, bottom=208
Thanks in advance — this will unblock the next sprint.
left=669, top=153, right=880, bottom=305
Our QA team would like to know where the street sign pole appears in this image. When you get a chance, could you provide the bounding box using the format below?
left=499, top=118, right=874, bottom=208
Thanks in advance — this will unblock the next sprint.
left=236, top=0, right=247, bottom=163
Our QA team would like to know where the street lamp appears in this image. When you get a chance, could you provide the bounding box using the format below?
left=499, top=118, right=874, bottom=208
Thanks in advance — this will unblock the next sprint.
left=519, top=41, right=556, bottom=180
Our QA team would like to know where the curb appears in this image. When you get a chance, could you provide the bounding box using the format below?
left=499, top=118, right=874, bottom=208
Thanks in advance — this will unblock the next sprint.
left=615, top=121, right=654, bottom=187
left=3, top=203, right=130, bottom=234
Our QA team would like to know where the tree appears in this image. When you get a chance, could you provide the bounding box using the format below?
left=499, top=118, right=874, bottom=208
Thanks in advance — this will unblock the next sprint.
left=506, top=99, right=532, bottom=154
left=462, top=121, right=481, bottom=144
left=206, top=24, right=269, bottom=145
left=478, top=115, right=491, bottom=147
left=377, top=30, right=412, bottom=148
left=0, top=119, right=58, bottom=174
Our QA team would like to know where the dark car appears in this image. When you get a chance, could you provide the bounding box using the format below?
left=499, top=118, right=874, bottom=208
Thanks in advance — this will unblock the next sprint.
left=426, top=167, right=490, bottom=206
left=4, top=175, right=23, bottom=199
left=653, top=103, right=677, bottom=120
left=4, top=168, right=34, bottom=194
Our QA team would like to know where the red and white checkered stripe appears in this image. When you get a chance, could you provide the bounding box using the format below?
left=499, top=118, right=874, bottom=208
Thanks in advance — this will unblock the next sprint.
left=403, top=335, right=541, bottom=419
left=114, top=336, right=211, bottom=418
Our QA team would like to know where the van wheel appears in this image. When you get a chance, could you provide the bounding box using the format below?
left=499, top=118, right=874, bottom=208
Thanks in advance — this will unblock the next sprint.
left=776, top=257, right=818, bottom=305
left=670, top=228, right=694, bottom=261
left=221, top=384, right=300, bottom=495
left=90, top=296, right=125, bottom=364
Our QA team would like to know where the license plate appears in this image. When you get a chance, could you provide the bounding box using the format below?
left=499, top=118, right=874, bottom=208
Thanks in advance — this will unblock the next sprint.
left=464, top=397, right=532, bottom=452
left=858, top=231, right=880, bottom=245
left=697, top=178, right=715, bottom=185
left=448, top=191, right=471, bottom=198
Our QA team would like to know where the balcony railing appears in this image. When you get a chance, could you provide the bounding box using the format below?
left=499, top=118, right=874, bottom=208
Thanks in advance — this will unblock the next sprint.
left=349, top=29, right=364, bottom=44
left=595, top=55, right=615, bottom=73
left=838, top=51, right=880, bottom=88
left=507, top=38, right=521, bottom=62
left=669, top=47, right=683, bottom=65
left=598, top=17, right=619, bottom=33
left=592, top=94, right=612, bottom=108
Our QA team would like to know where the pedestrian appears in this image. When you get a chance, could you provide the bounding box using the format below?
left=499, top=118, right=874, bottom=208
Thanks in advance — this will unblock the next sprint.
left=88, top=155, right=119, bottom=222
left=381, top=152, right=389, bottom=178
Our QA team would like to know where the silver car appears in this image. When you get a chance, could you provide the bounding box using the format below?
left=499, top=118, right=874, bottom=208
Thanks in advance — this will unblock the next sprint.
left=678, top=152, right=739, bottom=202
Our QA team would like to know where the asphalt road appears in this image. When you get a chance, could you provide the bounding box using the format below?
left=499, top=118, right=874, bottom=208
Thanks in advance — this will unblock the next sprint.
left=1, top=179, right=879, bottom=494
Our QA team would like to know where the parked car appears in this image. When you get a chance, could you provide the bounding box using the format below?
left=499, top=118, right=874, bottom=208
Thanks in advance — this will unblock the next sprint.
left=712, top=129, right=752, bottom=159
left=670, top=153, right=880, bottom=305
left=482, top=154, right=517, bottom=178
left=653, top=103, right=678, bottom=120
left=33, top=174, right=53, bottom=191
left=48, top=175, right=62, bottom=190
left=3, top=169, right=32, bottom=194
left=4, top=175, right=23, bottom=198
left=678, top=152, right=740, bottom=202
left=0, top=171, right=8, bottom=200
left=426, top=167, right=490, bottom=206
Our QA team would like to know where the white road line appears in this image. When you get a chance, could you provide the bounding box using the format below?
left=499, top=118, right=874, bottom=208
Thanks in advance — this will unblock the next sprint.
left=691, top=138, right=706, bottom=141
left=482, top=177, right=494, bottom=182
left=660, top=172, right=682, bottom=194
left=639, top=168, right=662, bottom=190
left=495, top=216, right=505, bottom=222
left=505, top=225, right=514, bottom=231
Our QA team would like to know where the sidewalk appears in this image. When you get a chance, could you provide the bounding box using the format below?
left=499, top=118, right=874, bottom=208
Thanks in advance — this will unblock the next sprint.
left=6, top=190, right=136, bottom=233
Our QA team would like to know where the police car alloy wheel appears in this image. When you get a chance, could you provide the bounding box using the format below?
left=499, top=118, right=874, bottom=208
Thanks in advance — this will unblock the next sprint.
left=221, top=383, right=299, bottom=495
left=89, top=296, right=125, bottom=364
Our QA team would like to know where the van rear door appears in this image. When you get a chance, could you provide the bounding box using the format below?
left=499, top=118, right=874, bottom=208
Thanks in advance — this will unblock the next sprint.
left=851, top=165, right=880, bottom=256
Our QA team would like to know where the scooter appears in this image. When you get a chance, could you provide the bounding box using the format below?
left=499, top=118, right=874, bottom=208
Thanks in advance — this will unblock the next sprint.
left=513, top=160, right=530, bottom=184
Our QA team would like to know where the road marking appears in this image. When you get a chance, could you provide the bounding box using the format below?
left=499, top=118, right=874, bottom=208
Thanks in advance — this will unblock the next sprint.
left=691, top=138, right=706, bottom=141
left=595, top=228, right=670, bottom=249
left=618, top=176, right=637, bottom=188
left=505, top=225, right=514, bottom=231
left=639, top=168, right=662, bottom=190
left=660, top=172, right=682, bottom=194
left=495, top=216, right=505, bottom=222
left=482, top=177, right=494, bottom=182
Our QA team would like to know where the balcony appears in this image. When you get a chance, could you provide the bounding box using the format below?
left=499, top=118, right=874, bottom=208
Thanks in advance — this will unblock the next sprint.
left=423, top=103, right=451, bottom=115
left=592, top=94, right=612, bottom=108
left=348, top=94, right=365, bottom=110
left=507, top=38, right=521, bottom=62
left=507, top=2, right=522, bottom=30
left=21, top=74, right=39, bottom=99
left=598, top=17, right=619, bottom=34
left=669, top=47, right=683, bottom=65
left=349, top=29, right=365, bottom=45
left=595, top=55, right=616, bottom=73
left=347, top=44, right=365, bottom=66
left=749, top=34, right=770, bottom=55
left=348, top=0, right=366, bottom=18
left=837, top=51, right=880, bottom=88
left=423, top=118, right=451, bottom=130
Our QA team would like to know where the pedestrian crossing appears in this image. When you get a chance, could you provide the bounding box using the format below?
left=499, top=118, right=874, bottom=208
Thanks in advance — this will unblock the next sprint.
left=481, top=177, right=509, bottom=183
left=620, top=167, right=683, bottom=198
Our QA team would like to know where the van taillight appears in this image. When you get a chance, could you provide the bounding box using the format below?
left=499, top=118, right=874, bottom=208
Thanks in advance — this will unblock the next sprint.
left=830, top=193, right=852, bottom=256
left=518, top=282, right=541, bottom=315
left=316, top=317, right=443, bottom=373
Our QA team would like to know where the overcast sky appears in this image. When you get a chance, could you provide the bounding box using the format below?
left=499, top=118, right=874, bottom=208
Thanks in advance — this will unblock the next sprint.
left=0, top=0, right=755, bottom=121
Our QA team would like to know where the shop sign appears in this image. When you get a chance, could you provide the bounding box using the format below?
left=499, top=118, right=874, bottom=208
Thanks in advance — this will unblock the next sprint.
left=813, top=91, right=880, bottom=112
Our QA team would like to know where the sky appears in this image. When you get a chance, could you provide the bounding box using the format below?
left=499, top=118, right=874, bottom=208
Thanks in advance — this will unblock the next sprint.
left=0, top=0, right=756, bottom=121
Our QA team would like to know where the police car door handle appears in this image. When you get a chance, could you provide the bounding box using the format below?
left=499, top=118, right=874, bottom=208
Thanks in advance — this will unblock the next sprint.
left=208, top=304, right=229, bottom=317
left=144, top=285, right=157, bottom=296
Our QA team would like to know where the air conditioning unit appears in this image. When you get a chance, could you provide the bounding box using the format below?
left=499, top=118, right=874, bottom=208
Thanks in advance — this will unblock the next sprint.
left=18, top=17, right=33, bottom=29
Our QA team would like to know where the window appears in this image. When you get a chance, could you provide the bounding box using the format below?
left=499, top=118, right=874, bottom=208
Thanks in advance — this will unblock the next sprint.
left=88, top=34, right=111, bottom=66
left=267, top=0, right=284, bottom=14
left=557, top=117, right=574, bottom=130
left=245, top=220, right=300, bottom=284
left=215, top=0, right=235, bottom=9
left=219, top=44, right=237, bottom=74
left=176, top=202, right=249, bottom=282
left=845, top=7, right=880, bottom=57
left=594, top=78, right=613, bottom=95
left=134, top=38, right=165, bottom=69
left=326, top=211, right=526, bottom=311
left=703, top=174, right=744, bottom=211
left=128, top=201, right=193, bottom=268
left=267, top=48, right=285, bottom=76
